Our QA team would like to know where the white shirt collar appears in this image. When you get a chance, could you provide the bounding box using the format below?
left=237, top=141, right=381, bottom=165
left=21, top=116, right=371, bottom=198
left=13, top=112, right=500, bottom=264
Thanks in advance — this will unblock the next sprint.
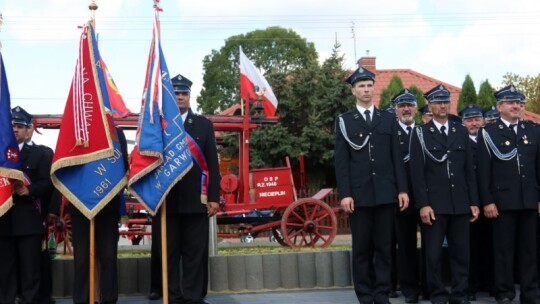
left=356, top=104, right=374, bottom=117
left=500, top=117, right=518, bottom=128
left=18, top=142, right=24, bottom=151
left=469, top=134, right=477, bottom=142
left=432, top=120, right=449, bottom=133
left=399, top=121, right=415, bottom=133
left=181, top=111, right=188, bottom=123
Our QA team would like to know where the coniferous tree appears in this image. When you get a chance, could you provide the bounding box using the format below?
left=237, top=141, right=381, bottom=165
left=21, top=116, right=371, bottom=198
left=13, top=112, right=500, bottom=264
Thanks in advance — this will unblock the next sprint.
left=457, top=74, right=477, bottom=112
left=477, top=80, right=497, bottom=109
left=379, top=75, right=404, bottom=108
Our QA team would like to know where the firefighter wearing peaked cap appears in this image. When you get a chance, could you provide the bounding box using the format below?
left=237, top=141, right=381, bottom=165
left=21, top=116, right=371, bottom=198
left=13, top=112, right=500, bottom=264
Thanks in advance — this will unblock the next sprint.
left=459, top=104, right=494, bottom=299
left=476, top=85, right=539, bottom=304
left=335, top=67, right=409, bottom=304
left=483, top=106, right=499, bottom=125
left=409, top=84, right=479, bottom=304
left=391, top=89, right=429, bottom=303
left=149, top=73, right=221, bottom=304
left=0, top=106, right=53, bottom=304
left=419, top=104, right=433, bottom=124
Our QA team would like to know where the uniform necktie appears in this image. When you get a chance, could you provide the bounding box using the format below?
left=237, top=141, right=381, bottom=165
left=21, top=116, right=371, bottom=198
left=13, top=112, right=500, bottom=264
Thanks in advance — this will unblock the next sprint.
left=406, top=126, right=412, bottom=135
left=440, top=125, right=447, bottom=139
left=509, top=124, right=517, bottom=135
left=364, top=110, right=371, bottom=126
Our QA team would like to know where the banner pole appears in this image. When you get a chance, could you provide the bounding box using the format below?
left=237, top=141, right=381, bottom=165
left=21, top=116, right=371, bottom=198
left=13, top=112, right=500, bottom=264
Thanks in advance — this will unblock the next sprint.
left=161, top=201, right=168, bottom=303
left=89, top=217, right=95, bottom=304
left=88, top=3, right=98, bottom=303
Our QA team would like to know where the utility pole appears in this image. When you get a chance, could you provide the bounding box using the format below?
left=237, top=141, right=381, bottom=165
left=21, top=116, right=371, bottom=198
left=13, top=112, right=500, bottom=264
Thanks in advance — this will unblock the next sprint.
left=351, top=21, right=357, bottom=66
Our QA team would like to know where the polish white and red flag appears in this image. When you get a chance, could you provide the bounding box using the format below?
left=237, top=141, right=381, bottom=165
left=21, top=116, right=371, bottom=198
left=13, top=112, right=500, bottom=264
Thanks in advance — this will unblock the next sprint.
left=239, top=46, right=278, bottom=116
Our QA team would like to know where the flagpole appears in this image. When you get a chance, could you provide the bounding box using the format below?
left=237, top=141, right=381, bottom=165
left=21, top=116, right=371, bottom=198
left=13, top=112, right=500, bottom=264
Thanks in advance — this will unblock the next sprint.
left=88, top=2, right=98, bottom=304
left=151, top=2, right=169, bottom=302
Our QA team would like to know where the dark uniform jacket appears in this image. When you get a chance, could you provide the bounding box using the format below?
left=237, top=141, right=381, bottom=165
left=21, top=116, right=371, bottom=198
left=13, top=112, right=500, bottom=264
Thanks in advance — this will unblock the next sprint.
left=476, top=119, right=540, bottom=210
left=0, top=143, right=53, bottom=236
left=166, top=109, right=221, bottom=214
left=334, top=107, right=408, bottom=206
left=410, top=120, right=478, bottom=215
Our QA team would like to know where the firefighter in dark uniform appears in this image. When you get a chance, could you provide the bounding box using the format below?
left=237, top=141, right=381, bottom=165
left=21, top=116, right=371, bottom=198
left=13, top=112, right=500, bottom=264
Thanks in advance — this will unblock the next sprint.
left=409, top=85, right=479, bottom=304
left=334, top=67, right=409, bottom=304
left=25, top=123, right=56, bottom=304
left=483, top=106, right=500, bottom=125
left=476, top=85, right=539, bottom=304
left=459, top=104, right=493, bottom=300
left=61, top=126, right=128, bottom=304
left=420, top=104, right=433, bottom=124
left=151, top=74, right=220, bottom=304
left=391, top=89, right=425, bottom=303
left=0, top=106, right=53, bottom=304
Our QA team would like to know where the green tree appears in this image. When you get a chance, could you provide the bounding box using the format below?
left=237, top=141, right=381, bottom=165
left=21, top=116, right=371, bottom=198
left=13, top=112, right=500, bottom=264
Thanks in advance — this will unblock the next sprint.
left=197, top=26, right=318, bottom=114
left=379, top=75, right=404, bottom=108
left=409, top=85, right=426, bottom=123
left=502, top=73, right=540, bottom=114
left=249, top=44, right=351, bottom=187
left=477, top=80, right=497, bottom=109
left=457, top=74, right=477, bottom=112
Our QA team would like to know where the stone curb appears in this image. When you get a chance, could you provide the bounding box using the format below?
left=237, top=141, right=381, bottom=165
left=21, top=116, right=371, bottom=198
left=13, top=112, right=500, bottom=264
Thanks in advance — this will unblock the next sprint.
left=51, top=250, right=352, bottom=297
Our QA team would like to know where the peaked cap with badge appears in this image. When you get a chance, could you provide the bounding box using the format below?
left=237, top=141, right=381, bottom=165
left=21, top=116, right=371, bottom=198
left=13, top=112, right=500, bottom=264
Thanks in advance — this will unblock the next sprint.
left=494, top=84, right=526, bottom=103
left=459, top=104, right=483, bottom=120
left=11, top=106, right=33, bottom=127
left=345, top=67, right=376, bottom=85
left=419, top=104, right=432, bottom=116
left=171, top=73, right=193, bottom=93
left=391, top=89, right=417, bottom=106
left=483, top=106, right=499, bottom=122
left=424, top=84, right=451, bottom=103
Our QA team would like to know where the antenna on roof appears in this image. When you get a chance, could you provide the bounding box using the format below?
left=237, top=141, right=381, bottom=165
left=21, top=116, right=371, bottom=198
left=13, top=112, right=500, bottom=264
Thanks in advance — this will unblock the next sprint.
left=366, top=50, right=370, bottom=56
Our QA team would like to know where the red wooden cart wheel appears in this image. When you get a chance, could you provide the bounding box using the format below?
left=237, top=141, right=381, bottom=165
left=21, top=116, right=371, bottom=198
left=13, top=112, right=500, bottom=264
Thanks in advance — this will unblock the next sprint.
left=271, top=228, right=289, bottom=247
left=48, top=198, right=73, bottom=255
left=280, top=198, right=337, bottom=248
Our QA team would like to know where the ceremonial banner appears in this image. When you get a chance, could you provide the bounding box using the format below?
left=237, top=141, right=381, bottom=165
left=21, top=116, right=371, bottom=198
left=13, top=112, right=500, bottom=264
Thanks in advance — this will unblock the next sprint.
left=51, top=22, right=127, bottom=219
left=128, top=15, right=192, bottom=215
left=0, top=52, right=24, bottom=217
left=239, top=46, right=278, bottom=116
left=102, top=59, right=132, bottom=119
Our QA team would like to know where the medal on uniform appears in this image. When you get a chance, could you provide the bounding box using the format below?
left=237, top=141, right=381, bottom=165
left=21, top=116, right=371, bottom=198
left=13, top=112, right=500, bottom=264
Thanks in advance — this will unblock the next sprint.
left=505, top=140, right=510, bottom=146
left=499, top=124, right=503, bottom=130
left=397, top=131, right=401, bottom=136
left=359, top=133, right=363, bottom=138
left=188, top=118, right=193, bottom=124
left=523, top=135, right=528, bottom=144
left=429, top=127, right=434, bottom=132
left=452, top=127, right=456, bottom=133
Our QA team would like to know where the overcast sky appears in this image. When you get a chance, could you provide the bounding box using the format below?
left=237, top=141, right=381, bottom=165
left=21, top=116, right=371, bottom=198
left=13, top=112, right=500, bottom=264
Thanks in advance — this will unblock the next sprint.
left=1, top=0, right=539, bottom=148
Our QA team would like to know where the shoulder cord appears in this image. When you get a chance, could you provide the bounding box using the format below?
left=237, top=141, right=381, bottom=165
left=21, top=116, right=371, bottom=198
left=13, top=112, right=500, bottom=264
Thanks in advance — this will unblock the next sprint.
left=481, top=128, right=520, bottom=174
left=339, top=116, right=370, bottom=151
left=416, top=127, right=450, bottom=178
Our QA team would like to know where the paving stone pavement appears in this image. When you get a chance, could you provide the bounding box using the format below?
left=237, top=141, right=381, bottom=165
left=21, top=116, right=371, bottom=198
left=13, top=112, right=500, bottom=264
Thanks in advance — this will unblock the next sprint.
left=54, top=288, right=500, bottom=304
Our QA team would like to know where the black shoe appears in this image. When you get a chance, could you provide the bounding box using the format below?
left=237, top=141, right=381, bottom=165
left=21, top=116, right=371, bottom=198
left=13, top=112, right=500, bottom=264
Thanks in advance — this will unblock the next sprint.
left=468, top=294, right=476, bottom=301
left=148, top=291, right=162, bottom=300
left=405, top=295, right=419, bottom=303
left=497, top=298, right=512, bottom=304
left=201, top=299, right=212, bottom=304
left=388, top=290, right=398, bottom=298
